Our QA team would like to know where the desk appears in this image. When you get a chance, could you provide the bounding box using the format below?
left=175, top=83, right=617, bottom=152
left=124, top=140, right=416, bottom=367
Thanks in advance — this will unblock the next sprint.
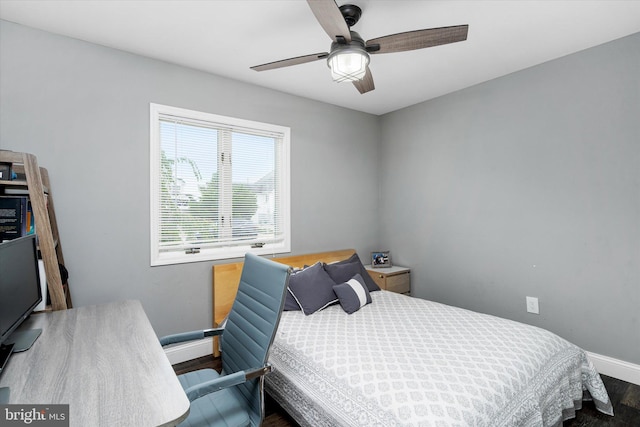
left=0, top=300, right=190, bottom=426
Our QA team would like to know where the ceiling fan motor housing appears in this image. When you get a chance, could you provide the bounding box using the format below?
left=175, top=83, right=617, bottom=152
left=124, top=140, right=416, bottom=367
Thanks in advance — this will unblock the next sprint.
left=330, top=31, right=366, bottom=52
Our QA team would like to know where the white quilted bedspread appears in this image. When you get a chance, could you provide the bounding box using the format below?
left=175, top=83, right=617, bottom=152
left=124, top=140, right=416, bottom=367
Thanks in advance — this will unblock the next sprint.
left=266, top=291, right=613, bottom=427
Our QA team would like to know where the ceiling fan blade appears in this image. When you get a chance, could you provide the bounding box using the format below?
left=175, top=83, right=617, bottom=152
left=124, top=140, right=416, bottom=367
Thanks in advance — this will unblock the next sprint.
left=367, top=25, right=468, bottom=54
left=306, top=0, right=351, bottom=42
left=352, top=66, right=374, bottom=94
left=251, top=52, right=328, bottom=72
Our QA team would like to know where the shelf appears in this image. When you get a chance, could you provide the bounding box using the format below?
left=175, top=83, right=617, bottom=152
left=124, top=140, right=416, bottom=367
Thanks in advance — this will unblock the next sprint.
left=1, top=180, right=49, bottom=194
left=0, top=151, right=71, bottom=311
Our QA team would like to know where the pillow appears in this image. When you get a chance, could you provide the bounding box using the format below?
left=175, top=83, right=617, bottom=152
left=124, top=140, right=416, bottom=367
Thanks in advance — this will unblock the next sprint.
left=332, top=252, right=360, bottom=266
left=283, top=267, right=303, bottom=311
left=287, top=262, right=339, bottom=315
left=324, top=254, right=380, bottom=292
left=284, top=289, right=301, bottom=311
left=333, top=274, right=372, bottom=314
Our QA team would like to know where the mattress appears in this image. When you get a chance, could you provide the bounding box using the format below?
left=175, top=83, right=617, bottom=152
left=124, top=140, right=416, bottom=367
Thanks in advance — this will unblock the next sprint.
left=265, top=290, right=613, bottom=426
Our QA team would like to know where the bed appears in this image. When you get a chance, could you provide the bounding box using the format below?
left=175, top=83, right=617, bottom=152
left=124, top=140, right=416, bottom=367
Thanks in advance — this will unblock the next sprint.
left=212, top=249, right=613, bottom=426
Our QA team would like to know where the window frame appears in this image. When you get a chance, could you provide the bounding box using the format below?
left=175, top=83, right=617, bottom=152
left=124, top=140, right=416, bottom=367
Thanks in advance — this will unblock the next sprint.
left=149, top=103, right=291, bottom=266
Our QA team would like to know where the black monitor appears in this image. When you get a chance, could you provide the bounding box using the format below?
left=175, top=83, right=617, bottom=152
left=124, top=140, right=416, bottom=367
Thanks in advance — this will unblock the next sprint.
left=0, top=234, right=43, bottom=374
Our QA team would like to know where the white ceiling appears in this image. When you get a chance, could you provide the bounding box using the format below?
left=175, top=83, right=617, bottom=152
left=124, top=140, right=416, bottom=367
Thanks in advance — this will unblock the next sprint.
left=1, top=1, right=639, bottom=115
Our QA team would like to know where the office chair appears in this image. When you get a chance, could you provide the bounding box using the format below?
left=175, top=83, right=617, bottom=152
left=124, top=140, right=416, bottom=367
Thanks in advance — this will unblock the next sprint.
left=160, top=253, right=291, bottom=427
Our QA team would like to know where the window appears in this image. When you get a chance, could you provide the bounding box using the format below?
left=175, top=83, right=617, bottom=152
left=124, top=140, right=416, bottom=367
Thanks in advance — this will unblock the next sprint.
left=150, top=103, right=290, bottom=266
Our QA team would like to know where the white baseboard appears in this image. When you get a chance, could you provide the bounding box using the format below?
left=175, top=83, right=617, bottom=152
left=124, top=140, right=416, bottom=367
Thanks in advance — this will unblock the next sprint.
left=163, top=337, right=213, bottom=365
left=587, top=351, right=640, bottom=386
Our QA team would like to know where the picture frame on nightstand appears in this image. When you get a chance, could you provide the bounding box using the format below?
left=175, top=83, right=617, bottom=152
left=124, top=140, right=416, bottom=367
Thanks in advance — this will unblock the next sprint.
left=371, top=251, right=392, bottom=268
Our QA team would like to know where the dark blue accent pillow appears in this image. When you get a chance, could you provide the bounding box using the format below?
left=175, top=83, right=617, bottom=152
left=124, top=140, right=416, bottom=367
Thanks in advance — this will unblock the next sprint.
left=324, top=253, right=380, bottom=292
left=283, top=268, right=303, bottom=311
left=333, top=274, right=372, bottom=314
left=284, top=289, right=301, bottom=311
left=287, top=262, right=339, bottom=315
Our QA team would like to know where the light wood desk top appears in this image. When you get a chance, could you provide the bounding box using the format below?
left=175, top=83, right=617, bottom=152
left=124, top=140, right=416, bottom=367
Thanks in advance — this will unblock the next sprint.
left=0, top=300, right=190, bottom=426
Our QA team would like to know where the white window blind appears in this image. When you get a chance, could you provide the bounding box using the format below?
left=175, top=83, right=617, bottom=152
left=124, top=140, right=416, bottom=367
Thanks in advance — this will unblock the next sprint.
left=150, top=104, right=290, bottom=265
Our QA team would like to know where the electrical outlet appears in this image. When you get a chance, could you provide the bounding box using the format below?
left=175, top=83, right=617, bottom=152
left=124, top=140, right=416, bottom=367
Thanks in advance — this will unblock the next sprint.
left=526, top=296, right=539, bottom=314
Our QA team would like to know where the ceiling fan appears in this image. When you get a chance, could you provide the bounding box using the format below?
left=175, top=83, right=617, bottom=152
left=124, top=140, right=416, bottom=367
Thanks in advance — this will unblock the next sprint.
left=250, top=0, right=469, bottom=94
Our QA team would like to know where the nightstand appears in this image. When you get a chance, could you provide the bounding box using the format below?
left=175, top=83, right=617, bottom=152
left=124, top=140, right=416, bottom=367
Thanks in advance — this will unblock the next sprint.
left=364, top=265, right=411, bottom=294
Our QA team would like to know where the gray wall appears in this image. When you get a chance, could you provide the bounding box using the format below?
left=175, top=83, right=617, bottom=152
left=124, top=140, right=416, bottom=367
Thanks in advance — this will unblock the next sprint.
left=379, top=33, right=640, bottom=364
left=2, top=18, right=638, bottom=366
left=0, top=20, right=380, bottom=336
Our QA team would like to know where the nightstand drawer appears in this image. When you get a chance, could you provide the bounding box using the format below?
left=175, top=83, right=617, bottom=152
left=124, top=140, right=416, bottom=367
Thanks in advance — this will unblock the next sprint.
left=368, top=273, right=386, bottom=290
left=365, top=266, right=411, bottom=294
left=385, top=273, right=410, bottom=294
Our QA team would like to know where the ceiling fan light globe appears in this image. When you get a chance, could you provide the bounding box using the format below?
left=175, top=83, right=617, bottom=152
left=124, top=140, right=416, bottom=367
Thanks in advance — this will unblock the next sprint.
left=328, top=50, right=369, bottom=82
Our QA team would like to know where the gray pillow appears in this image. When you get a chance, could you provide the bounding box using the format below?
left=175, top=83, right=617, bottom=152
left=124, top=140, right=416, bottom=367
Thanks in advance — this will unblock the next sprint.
left=333, top=274, right=372, bottom=314
left=324, top=254, right=380, bottom=292
left=284, top=267, right=303, bottom=311
left=288, top=262, right=339, bottom=315
left=284, top=288, right=302, bottom=311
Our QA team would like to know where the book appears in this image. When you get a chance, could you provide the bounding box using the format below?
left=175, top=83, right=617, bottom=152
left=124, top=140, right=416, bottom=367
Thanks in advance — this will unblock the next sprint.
left=0, top=196, right=35, bottom=241
left=0, top=163, right=11, bottom=180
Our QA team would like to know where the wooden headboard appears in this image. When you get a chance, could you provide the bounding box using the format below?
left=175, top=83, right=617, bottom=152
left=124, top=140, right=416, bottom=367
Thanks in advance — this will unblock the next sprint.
left=212, top=249, right=355, bottom=329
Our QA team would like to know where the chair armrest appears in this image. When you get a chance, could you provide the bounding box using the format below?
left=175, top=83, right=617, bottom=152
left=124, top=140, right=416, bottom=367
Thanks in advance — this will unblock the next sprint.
left=184, top=365, right=273, bottom=402
left=159, top=328, right=223, bottom=347
left=245, top=364, right=272, bottom=380
left=184, top=370, right=246, bottom=402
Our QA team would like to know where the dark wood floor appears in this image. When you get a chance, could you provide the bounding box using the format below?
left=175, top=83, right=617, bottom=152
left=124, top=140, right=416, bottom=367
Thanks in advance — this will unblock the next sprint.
left=173, top=355, right=640, bottom=426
